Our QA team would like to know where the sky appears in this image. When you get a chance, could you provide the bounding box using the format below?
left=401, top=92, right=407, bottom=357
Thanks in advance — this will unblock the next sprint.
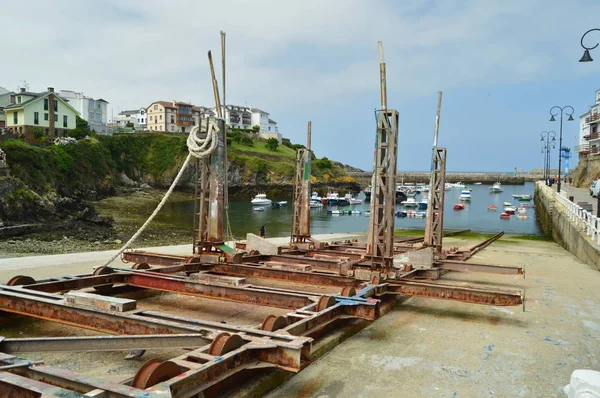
left=2, top=0, right=600, bottom=172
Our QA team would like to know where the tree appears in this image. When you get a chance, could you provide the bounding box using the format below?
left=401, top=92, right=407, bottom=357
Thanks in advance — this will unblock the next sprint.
left=252, top=125, right=260, bottom=133
left=68, top=116, right=90, bottom=140
left=126, top=121, right=134, bottom=128
left=265, top=138, right=279, bottom=151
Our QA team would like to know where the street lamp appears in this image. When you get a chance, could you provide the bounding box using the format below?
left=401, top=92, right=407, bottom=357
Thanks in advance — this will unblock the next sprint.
left=549, top=106, right=575, bottom=193
left=580, top=29, right=600, bottom=62
left=540, top=131, right=556, bottom=182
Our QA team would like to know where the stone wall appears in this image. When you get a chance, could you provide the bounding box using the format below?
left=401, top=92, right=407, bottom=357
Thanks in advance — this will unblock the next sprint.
left=348, top=171, right=527, bottom=187
left=535, top=183, right=600, bottom=271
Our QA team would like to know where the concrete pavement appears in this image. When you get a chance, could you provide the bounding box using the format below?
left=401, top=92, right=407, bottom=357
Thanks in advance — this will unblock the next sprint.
left=556, top=183, right=598, bottom=215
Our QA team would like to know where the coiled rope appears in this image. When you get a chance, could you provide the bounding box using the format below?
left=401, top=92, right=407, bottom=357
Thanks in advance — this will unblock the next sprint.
left=101, top=119, right=220, bottom=267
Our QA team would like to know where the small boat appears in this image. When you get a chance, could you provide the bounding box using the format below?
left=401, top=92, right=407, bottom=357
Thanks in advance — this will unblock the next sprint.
left=500, top=212, right=511, bottom=219
left=406, top=211, right=417, bottom=217
left=344, top=193, right=363, bottom=205
left=326, top=192, right=340, bottom=206
left=418, top=197, right=428, bottom=210
left=363, top=186, right=372, bottom=201
left=277, top=201, right=287, bottom=206
left=351, top=210, right=361, bottom=215
left=517, top=195, right=532, bottom=202
left=453, top=203, right=465, bottom=210
left=253, top=207, right=265, bottom=212
left=364, top=211, right=371, bottom=216
left=310, top=201, right=323, bottom=208
left=311, top=192, right=322, bottom=201
left=450, top=182, right=465, bottom=188
left=271, top=201, right=288, bottom=208
left=415, top=212, right=426, bottom=218
left=504, top=207, right=516, bottom=214
left=251, top=193, right=272, bottom=206
left=395, top=211, right=407, bottom=217
left=474, top=182, right=482, bottom=185
left=401, top=198, right=419, bottom=207
left=517, top=214, right=529, bottom=220
left=503, top=201, right=512, bottom=207
left=517, top=208, right=527, bottom=215
left=328, top=209, right=343, bottom=215
left=337, top=199, right=350, bottom=207
left=458, top=190, right=472, bottom=201
left=487, top=204, right=497, bottom=211
left=489, top=182, right=503, bottom=193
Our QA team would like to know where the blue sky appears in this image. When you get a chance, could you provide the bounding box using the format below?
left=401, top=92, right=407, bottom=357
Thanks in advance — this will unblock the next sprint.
left=2, top=0, right=600, bottom=172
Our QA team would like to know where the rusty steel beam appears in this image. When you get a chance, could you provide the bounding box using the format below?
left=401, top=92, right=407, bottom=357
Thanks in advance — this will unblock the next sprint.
left=122, top=250, right=192, bottom=265
left=213, top=263, right=358, bottom=287
left=23, top=273, right=127, bottom=293
left=438, top=260, right=524, bottom=275
left=124, top=272, right=314, bottom=309
left=383, top=280, right=523, bottom=306
left=0, top=334, right=216, bottom=353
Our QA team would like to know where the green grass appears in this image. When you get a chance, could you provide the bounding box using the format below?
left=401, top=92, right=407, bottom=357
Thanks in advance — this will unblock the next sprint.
left=230, top=140, right=296, bottom=159
left=394, top=229, right=425, bottom=236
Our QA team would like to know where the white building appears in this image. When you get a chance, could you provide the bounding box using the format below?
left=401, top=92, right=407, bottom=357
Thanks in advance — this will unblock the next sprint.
left=112, top=108, right=147, bottom=129
left=210, top=105, right=282, bottom=143
left=59, top=90, right=109, bottom=134
left=576, top=89, right=600, bottom=158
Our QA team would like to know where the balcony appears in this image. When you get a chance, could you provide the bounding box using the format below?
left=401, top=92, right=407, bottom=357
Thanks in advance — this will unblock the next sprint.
left=584, top=132, right=599, bottom=140
left=575, top=143, right=590, bottom=154
left=586, top=114, right=600, bottom=124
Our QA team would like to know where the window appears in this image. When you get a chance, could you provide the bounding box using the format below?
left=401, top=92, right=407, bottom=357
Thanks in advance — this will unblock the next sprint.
left=13, top=112, right=17, bottom=124
left=54, top=100, right=58, bottom=111
left=34, top=112, right=39, bottom=125
left=153, top=105, right=158, bottom=110
left=54, top=114, right=58, bottom=122
left=63, top=115, right=67, bottom=128
left=17, top=96, right=21, bottom=104
left=44, top=113, right=48, bottom=121
left=159, top=115, right=162, bottom=120
left=170, top=116, right=174, bottom=123
left=150, top=116, right=153, bottom=121
left=97, top=102, right=100, bottom=110
left=44, top=99, right=49, bottom=110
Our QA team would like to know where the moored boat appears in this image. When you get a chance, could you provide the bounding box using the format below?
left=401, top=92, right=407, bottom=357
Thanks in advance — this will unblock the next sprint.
left=458, top=190, right=472, bottom=201
left=453, top=203, right=465, bottom=210
left=401, top=197, right=419, bottom=207
left=253, top=206, right=265, bottom=211
left=500, top=212, right=511, bottom=219
left=487, top=204, right=497, bottom=211
left=489, top=182, right=503, bottom=193
left=504, top=207, right=516, bottom=214
left=251, top=193, right=272, bottom=206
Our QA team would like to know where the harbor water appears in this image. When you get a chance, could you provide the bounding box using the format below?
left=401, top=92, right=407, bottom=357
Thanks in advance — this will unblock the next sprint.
left=145, top=182, right=541, bottom=239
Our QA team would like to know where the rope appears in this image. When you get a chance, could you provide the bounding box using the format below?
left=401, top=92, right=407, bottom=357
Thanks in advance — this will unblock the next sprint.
left=101, top=119, right=220, bottom=267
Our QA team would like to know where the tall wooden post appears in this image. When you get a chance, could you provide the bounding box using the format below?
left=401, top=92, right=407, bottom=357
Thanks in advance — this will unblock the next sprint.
left=366, top=42, right=398, bottom=270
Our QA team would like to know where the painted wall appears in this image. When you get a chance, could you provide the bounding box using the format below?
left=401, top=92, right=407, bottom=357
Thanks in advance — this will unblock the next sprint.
left=5, top=97, right=77, bottom=129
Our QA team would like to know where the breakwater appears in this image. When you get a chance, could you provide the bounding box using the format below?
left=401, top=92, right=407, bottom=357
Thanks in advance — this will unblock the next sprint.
left=348, top=172, right=533, bottom=187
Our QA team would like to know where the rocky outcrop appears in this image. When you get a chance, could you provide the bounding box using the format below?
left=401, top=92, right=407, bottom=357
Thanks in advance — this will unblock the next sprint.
left=0, top=176, right=111, bottom=237
left=572, top=156, right=600, bottom=188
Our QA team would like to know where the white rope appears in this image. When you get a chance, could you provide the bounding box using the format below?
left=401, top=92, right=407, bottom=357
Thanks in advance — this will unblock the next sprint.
left=101, top=119, right=220, bottom=267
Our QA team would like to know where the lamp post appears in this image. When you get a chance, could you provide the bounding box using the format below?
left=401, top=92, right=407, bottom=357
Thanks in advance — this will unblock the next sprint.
left=579, top=29, right=600, bottom=62
left=540, top=131, right=556, bottom=182
left=549, top=106, right=574, bottom=193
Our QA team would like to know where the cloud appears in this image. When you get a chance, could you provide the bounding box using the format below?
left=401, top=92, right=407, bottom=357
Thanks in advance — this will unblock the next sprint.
left=2, top=0, right=599, bottom=170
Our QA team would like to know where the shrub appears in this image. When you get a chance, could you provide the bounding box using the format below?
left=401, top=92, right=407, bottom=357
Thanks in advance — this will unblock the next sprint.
left=239, top=135, right=254, bottom=147
left=265, top=138, right=279, bottom=151
left=126, top=122, right=134, bottom=128
left=314, top=157, right=332, bottom=170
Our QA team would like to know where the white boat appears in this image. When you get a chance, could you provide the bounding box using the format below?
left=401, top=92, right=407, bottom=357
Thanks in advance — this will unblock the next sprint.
left=310, top=201, right=323, bottom=208
left=517, top=207, right=527, bottom=215
left=344, top=193, right=362, bottom=205
left=277, top=201, right=287, bottom=206
left=401, top=197, right=419, bottom=207
left=415, top=212, right=426, bottom=218
left=251, top=193, right=272, bottom=206
left=351, top=210, right=361, bottom=215
left=474, top=182, right=482, bottom=185
left=450, top=182, right=465, bottom=188
left=503, top=201, right=512, bottom=206
left=489, top=182, right=503, bottom=193
left=458, top=190, right=472, bottom=201
left=328, top=209, right=343, bottom=215
left=253, top=207, right=265, bottom=211
left=311, top=192, right=322, bottom=201
left=444, top=183, right=452, bottom=191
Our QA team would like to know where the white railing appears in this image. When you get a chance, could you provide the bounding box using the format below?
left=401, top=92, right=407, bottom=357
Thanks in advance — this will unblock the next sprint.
left=539, top=181, right=600, bottom=245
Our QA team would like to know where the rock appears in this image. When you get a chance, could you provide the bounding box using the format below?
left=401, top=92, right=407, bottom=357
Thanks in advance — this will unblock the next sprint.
left=140, top=183, right=151, bottom=189
left=94, top=241, right=100, bottom=245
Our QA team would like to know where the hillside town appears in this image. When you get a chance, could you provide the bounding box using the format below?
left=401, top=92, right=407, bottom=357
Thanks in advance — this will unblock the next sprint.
left=0, top=83, right=282, bottom=144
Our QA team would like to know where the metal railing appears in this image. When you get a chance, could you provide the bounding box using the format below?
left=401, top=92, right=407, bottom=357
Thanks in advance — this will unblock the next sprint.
left=575, top=143, right=590, bottom=153
left=539, top=181, right=600, bottom=245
